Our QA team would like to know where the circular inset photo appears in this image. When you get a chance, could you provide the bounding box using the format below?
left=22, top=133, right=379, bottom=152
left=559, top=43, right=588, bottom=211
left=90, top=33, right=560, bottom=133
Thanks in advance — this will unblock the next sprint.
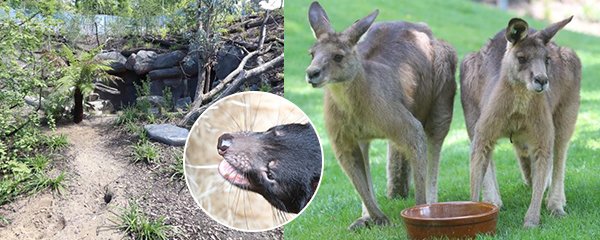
left=184, top=91, right=323, bottom=231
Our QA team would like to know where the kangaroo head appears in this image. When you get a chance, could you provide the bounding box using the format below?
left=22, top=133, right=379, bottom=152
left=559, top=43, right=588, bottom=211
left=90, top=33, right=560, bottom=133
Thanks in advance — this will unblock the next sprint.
left=502, top=16, right=572, bottom=93
left=305, top=1, right=378, bottom=88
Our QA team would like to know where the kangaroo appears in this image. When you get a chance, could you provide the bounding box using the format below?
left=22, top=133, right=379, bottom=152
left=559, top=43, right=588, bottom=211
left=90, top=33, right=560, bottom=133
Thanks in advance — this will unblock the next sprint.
left=460, top=16, right=581, bottom=228
left=306, top=1, right=456, bottom=229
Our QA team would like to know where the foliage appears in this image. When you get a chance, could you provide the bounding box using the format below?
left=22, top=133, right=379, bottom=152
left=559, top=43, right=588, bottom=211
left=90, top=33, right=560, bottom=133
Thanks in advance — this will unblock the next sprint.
left=115, top=201, right=171, bottom=240
left=132, top=139, right=159, bottom=164
left=44, top=134, right=69, bottom=152
left=0, top=1, right=64, bottom=140
left=0, top=154, right=66, bottom=205
left=57, top=45, right=112, bottom=97
left=166, top=149, right=183, bottom=181
left=115, top=106, right=139, bottom=125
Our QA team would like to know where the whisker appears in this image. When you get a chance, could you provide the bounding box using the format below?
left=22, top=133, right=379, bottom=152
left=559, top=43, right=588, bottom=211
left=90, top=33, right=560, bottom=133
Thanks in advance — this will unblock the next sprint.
left=251, top=93, right=263, bottom=131
left=185, top=164, right=219, bottom=169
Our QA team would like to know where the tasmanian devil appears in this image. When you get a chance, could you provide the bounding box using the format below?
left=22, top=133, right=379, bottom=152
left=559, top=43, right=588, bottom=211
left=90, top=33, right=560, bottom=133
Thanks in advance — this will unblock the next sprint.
left=216, top=123, right=322, bottom=214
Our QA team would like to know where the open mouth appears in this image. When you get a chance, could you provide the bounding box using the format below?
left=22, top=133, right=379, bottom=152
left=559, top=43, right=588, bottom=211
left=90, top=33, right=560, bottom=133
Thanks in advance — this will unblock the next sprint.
left=217, top=160, right=251, bottom=188
left=310, top=81, right=325, bottom=88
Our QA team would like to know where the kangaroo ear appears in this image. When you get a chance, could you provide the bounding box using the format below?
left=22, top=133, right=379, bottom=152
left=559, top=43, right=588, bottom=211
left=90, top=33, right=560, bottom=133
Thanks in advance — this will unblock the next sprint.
left=505, top=18, right=529, bottom=45
left=308, top=1, right=333, bottom=39
left=343, top=9, right=379, bottom=45
left=538, top=16, right=573, bottom=44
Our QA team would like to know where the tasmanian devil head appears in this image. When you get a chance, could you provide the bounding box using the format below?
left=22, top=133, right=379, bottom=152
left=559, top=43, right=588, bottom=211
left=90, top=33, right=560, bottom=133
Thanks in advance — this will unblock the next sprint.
left=216, top=123, right=322, bottom=214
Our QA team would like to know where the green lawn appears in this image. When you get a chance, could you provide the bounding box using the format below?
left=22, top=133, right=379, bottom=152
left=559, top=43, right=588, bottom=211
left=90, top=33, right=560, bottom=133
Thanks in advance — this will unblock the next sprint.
left=283, top=0, right=600, bottom=239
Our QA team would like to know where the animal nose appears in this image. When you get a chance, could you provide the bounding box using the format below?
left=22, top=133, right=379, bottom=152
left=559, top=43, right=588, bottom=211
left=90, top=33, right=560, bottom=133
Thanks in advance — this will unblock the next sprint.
left=217, top=133, right=233, bottom=155
left=534, top=75, right=548, bottom=86
left=306, top=68, right=321, bottom=81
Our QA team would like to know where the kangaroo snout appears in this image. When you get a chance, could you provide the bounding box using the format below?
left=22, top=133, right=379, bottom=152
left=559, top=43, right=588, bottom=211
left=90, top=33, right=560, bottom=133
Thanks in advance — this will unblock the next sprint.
left=533, top=75, right=549, bottom=93
left=306, top=66, right=324, bottom=87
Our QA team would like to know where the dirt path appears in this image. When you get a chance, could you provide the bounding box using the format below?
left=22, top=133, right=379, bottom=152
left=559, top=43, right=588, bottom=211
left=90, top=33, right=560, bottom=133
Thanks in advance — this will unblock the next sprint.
left=0, top=117, right=127, bottom=239
left=0, top=116, right=283, bottom=239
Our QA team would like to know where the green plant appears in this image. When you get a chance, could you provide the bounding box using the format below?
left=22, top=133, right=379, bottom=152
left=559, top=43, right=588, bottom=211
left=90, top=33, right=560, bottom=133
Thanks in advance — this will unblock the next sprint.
left=132, top=140, right=159, bottom=164
left=116, top=106, right=139, bottom=125
left=47, top=172, right=66, bottom=194
left=44, top=134, right=69, bottom=151
left=0, top=215, right=9, bottom=225
left=167, top=149, right=184, bottom=181
left=162, top=87, right=173, bottom=111
left=58, top=45, right=113, bottom=123
left=259, top=83, right=272, bottom=92
left=27, top=155, right=50, bottom=172
left=115, top=201, right=170, bottom=240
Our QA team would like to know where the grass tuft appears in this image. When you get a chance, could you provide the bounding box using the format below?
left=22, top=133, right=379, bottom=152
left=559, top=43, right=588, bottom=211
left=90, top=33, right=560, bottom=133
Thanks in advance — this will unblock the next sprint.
left=115, top=201, right=170, bottom=240
left=132, top=140, right=159, bottom=164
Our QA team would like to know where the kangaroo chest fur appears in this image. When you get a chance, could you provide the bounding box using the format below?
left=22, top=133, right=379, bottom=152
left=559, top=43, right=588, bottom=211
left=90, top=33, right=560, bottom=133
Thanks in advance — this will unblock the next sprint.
left=497, top=83, right=549, bottom=139
left=324, top=84, right=385, bottom=141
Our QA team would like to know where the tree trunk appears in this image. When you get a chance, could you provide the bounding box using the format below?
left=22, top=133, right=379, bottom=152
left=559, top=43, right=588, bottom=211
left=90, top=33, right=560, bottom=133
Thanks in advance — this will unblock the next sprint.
left=73, top=87, right=84, bottom=123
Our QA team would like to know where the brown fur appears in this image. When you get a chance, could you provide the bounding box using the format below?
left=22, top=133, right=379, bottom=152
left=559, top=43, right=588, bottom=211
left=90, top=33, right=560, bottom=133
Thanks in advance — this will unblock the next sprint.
left=306, top=1, right=456, bottom=230
left=460, top=16, right=581, bottom=227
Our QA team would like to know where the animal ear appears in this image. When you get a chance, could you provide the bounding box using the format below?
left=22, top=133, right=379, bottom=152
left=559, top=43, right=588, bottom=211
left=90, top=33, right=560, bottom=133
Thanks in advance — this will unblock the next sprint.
left=505, top=18, right=529, bottom=45
left=308, top=1, right=334, bottom=39
left=538, top=15, right=573, bottom=44
left=343, top=9, right=379, bottom=45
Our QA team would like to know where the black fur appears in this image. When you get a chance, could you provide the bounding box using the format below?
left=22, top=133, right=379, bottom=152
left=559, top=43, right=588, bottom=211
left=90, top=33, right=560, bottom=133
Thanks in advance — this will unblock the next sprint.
left=217, top=123, right=322, bottom=213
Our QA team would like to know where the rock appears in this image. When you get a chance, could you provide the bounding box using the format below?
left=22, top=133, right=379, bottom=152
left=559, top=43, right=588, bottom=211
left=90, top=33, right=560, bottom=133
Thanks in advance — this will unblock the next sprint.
left=136, top=96, right=165, bottom=108
left=88, top=93, right=100, bottom=101
left=152, top=50, right=186, bottom=70
left=95, top=71, right=140, bottom=110
left=215, top=44, right=245, bottom=80
left=125, top=53, right=136, bottom=71
left=163, top=78, right=185, bottom=101
left=150, top=107, right=160, bottom=115
left=127, top=50, right=158, bottom=75
left=150, top=80, right=165, bottom=96
left=175, top=97, right=191, bottom=110
left=95, top=51, right=127, bottom=74
left=148, top=67, right=183, bottom=81
left=186, top=76, right=199, bottom=101
left=144, top=124, right=189, bottom=146
left=182, top=52, right=201, bottom=76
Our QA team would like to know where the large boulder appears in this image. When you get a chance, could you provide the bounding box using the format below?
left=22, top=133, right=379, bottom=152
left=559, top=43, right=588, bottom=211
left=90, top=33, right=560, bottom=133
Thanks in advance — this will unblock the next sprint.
left=126, top=50, right=158, bottom=75
left=144, top=124, right=189, bottom=146
left=215, top=44, right=245, bottom=80
left=152, top=50, right=186, bottom=70
left=95, top=71, right=140, bottom=110
left=95, top=51, right=127, bottom=74
left=148, top=67, right=183, bottom=81
left=136, top=96, right=165, bottom=108
left=181, top=52, right=201, bottom=76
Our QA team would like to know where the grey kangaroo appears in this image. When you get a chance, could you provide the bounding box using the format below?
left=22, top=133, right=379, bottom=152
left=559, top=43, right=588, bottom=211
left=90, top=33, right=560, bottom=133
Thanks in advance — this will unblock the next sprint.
left=461, top=16, right=581, bottom=227
left=306, top=1, right=456, bottom=229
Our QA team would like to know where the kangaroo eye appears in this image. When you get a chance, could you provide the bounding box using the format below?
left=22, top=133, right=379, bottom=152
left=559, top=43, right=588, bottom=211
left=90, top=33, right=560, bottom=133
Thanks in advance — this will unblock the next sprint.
left=517, top=56, right=527, bottom=64
left=333, top=54, right=344, bottom=62
left=545, top=57, right=550, bottom=65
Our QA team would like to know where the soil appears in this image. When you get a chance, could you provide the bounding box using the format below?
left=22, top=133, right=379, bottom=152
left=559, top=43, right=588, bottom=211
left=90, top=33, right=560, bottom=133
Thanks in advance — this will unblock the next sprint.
left=0, top=116, right=282, bottom=239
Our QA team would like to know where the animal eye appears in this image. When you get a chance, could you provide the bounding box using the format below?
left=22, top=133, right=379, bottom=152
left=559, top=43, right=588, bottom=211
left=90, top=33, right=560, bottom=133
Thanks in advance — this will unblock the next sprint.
left=545, top=57, right=550, bottom=65
left=308, top=51, right=314, bottom=58
left=266, top=171, right=275, bottom=180
left=333, top=54, right=344, bottom=62
left=517, top=56, right=527, bottom=64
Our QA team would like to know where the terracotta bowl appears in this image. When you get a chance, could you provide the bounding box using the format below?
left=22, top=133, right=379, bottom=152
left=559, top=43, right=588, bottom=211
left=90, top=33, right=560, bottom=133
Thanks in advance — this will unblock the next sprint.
left=400, top=201, right=499, bottom=240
